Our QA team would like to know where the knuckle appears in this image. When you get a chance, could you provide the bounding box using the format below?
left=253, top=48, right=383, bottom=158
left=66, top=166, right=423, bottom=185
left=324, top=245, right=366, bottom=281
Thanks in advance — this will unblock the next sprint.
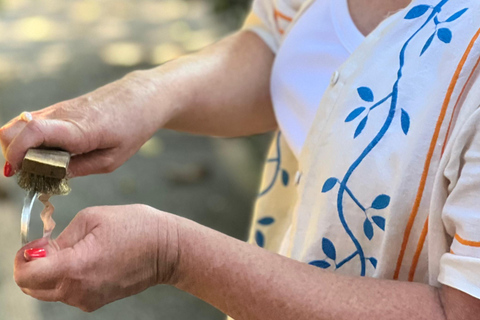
left=77, top=207, right=97, bottom=220
left=26, top=119, right=46, bottom=140
left=102, top=157, right=117, bottom=173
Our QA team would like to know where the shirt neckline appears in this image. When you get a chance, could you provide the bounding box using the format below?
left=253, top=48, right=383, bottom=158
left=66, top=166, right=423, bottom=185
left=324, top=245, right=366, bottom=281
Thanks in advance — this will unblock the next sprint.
left=330, top=0, right=365, bottom=54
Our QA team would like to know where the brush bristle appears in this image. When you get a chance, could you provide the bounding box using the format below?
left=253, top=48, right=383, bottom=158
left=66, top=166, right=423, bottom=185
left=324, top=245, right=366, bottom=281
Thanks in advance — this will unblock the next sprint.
left=17, top=171, right=70, bottom=195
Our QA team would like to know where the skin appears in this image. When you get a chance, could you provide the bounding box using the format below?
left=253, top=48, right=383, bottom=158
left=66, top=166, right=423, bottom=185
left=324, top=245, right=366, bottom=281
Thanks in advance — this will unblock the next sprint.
left=2, top=0, right=480, bottom=318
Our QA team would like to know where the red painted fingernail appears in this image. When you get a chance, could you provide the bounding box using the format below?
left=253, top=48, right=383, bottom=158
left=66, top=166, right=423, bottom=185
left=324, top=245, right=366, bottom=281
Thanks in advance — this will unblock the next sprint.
left=24, top=248, right=47, bottom=260
left=3, top=162, right=13, bottom=177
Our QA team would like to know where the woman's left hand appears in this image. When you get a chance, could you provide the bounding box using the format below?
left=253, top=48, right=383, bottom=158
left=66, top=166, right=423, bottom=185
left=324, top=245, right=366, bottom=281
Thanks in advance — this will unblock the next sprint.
left=14, top=204, right=180, bottom=312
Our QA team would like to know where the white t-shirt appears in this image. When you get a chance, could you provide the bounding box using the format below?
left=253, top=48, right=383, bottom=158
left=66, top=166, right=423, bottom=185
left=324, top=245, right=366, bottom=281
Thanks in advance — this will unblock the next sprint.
left=271, top=0, right=364, bottom=157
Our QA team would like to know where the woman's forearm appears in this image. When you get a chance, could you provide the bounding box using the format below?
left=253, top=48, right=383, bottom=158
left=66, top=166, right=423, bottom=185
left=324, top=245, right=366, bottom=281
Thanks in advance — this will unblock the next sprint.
left=171, top=215, right=478, bottom=320
left=130, top=30, right=277, bottom=137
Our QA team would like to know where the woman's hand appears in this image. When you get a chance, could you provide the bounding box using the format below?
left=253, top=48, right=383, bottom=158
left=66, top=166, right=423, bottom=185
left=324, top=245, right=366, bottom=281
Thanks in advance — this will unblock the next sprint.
left=14, top=204, right=179, bottom=312
left=0, top=72, right=172, bottom=177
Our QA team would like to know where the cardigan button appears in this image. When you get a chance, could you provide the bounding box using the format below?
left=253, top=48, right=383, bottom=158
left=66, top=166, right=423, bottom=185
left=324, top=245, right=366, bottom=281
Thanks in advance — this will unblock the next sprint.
left=330, top=70, right=340, bottom=86
left=294, top=171, right=302, bottom=185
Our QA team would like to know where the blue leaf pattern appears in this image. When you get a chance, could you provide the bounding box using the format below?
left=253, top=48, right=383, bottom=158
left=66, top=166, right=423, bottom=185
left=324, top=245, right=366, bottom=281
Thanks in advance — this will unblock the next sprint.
left=282, top=169, right=289, bottom=186
left=404, top=5, right=430, bottom=19
left=322, top=178, right=337, bottom=193
left=345, top=107, right=366, bottom=122
left=357, top=87, right=374, bottom=102
left=310, top=0, right=466, bottom=275
left=354, top=116, right=368, bottom=138
left=371, top=194, right=390, bottom=209
left=258, top=217, right=275, bottom=226
left=420, top=33, right=435, bottom=56
left=446, top=8, right=468, bottom=22
left=309, top=260, right=331, bottom=269
left=372, top=216, right=386, bottom=231
left=364, top=219, right=374, bottom=240
left=255, top=231, right=265, bottom=247
left=437, top=28, right=452, bottom=43
left=322, top=238, right=336, bottom=260
left=401, top=109, right=411, bottom=134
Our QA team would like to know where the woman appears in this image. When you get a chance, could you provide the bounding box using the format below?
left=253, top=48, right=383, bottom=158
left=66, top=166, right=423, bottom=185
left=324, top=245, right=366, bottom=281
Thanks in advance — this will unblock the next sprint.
left=1, top=0, right=479, bottom=318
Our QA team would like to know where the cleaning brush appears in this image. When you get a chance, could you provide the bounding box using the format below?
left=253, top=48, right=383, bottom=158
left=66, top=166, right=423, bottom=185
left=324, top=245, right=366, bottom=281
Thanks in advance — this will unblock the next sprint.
left=17, top=149, right=71, bottom=195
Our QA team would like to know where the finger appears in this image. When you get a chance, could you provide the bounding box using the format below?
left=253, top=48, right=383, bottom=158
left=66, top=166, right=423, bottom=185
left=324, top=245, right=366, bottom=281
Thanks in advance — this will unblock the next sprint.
left=55, top=209, right=100, bottom=250
left=5, top=119, right=92, bottom=170
left=14, top=247, right=76, bottom=290
left=0, top=120, right=27, bottom=155
left=67, top=148, right=118, bottom=177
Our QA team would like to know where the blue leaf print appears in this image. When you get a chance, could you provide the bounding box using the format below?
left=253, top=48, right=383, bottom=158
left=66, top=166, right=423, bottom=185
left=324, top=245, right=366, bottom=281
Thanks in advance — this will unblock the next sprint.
left=364, top=219, right=374, bottom=240
left=404, top=5, right=430, bottom=20
left=322, top=177, right=337, bottom=193
left=401, top=108, right=410, bottom=134
left=258, top=217, right=275, bottom=226
left=437, top=28, right=452, bottom=43
left=371, top=194, right=390, bottom=210
left=357, top=87, right=374, bottom=102
left=433, top=16, right=440, bottom=25
left=255, top=230, right=265, bottom=247
left=369, top=258, right=378, bottom=268
left=372, top=216, right=386, bottom=231
left=354, top=116, right=368, bottom=138
left=322, top=238, right=336, bottom=260
left=282, top=169, right=289, bottom=186
left=309, top=260, right=331, bottom=269
left=420, top=33, right=435, bottom=56
left=345, top=107, right=366, bottom=122
left=446, top=8, right=468, bottom=22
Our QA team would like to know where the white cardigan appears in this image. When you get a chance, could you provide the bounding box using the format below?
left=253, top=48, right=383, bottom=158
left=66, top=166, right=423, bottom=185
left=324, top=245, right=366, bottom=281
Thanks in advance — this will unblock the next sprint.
left=243, top=0, right=480, bottom=303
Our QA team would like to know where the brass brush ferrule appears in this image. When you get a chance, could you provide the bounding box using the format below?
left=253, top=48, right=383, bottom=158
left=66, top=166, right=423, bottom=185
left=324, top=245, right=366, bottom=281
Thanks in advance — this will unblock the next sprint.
left=18, top=149, right=71, bottom=195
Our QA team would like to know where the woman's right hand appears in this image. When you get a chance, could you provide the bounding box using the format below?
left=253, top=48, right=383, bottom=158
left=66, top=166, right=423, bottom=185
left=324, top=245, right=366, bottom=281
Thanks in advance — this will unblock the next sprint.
left=0, top=71, right=172, bottom=178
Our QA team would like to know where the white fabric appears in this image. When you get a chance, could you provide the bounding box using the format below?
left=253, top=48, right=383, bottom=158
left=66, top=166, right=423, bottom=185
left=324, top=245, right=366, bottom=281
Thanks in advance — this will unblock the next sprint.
left=243, top=0, right=480, bottom=309
left=271, top=0, right=364, bottom=157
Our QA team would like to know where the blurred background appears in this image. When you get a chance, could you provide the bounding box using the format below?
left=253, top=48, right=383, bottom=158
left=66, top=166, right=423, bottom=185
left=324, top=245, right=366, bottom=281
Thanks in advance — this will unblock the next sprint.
left=0, top=0, right=272, bottom=319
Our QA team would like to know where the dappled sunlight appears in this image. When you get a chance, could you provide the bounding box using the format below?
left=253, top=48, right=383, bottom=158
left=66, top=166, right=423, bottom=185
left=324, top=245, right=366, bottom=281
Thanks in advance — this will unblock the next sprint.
left=101, top=42, right=143, bottom=66
left=151, top=42, right=184, bottom=64
left=12, top=17, right=59, bottom=42
left=69, top=0, right=102, bottom=23
left=0, top=0, right=226, bottom=81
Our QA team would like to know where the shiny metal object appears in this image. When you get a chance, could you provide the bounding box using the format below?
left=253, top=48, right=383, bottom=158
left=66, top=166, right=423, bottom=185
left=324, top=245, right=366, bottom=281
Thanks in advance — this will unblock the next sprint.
left=21, top=190, right=38, bottom=246
left=22, top=149, right=70, bottom=180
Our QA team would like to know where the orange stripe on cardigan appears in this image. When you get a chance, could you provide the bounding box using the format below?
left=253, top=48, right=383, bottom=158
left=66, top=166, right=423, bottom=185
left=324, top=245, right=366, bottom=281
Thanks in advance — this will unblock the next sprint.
left=408, top=217, right=429, bottom=281
left=274, top=9, right=293, bottom=34
left=455, top=233, right=480, bottom=247
left=393, top=27, right=480, bottom=280
left=441, top=48, right=480, bottom=155
left=406, top=33, right=480, bottom=281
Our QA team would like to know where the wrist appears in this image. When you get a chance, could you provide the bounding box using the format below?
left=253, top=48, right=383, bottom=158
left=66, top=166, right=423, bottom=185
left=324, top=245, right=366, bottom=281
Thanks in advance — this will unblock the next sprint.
left=155, top=211, right=181, bottom=286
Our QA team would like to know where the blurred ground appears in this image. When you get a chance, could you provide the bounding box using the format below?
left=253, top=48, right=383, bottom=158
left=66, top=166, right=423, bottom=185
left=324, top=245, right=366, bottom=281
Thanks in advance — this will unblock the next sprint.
left=0, top=0, right=271, bottom=319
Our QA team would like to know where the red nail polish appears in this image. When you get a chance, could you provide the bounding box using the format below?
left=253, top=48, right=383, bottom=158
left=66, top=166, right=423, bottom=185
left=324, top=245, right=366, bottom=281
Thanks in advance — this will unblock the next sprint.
left=3, top=162, right=13, bottom=177
left=24, top=248, right=47, bottom=260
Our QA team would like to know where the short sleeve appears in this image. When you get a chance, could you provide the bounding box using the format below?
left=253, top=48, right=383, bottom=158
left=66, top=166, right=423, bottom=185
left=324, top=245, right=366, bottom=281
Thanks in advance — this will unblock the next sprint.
left=438, top=108, right=480, bottom=299
left=242, top=0, right=307, bottom=53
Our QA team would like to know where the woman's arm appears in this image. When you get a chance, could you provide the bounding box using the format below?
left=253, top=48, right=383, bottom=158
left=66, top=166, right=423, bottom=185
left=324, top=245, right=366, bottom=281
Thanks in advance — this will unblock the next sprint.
left=174, top=215, right=480, bottom=320
left=0, top=30, right=276, bottom=176
left=153, top=30, right=277, bottom=137
left=14, top=206, right=480, bottom=319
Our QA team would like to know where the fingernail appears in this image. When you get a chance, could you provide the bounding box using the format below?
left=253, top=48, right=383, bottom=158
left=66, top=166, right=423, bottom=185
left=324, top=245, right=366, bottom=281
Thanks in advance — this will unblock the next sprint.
left=24, top=248, right=47, bottom=260
left=3, top=162, right=13, bottom=177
